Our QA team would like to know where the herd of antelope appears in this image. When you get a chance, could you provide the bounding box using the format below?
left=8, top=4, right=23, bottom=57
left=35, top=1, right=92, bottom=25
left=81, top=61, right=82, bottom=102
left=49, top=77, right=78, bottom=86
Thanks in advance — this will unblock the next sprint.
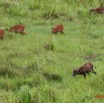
left=0, top=7, right=104, bottom=78
left=0, top=7, right=104, bottom=40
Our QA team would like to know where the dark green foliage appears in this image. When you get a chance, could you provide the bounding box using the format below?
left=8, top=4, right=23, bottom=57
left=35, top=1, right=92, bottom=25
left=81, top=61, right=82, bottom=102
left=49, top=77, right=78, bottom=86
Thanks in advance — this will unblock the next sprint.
left=0, top=64, right=18, bottom=77
left=18, top=87, right=31, bottom=103
left=43, top=72, right=62, bottom=82
left=43, top=12, right=59, bottom=19
left=44, top=43, right=54, bottom=51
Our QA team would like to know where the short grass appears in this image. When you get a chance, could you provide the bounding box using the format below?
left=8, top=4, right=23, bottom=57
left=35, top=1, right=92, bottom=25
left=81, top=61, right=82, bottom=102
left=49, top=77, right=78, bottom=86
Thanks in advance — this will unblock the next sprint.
left=0, top=0, right=104, bottom=103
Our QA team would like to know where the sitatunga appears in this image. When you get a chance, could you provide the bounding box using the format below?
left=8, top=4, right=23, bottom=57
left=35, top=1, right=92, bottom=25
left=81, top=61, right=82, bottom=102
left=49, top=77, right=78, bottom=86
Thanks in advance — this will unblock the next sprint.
left=0, top=29, right=4, bottom=40
left=51, top=24, right=64, bottom=34
left=8, top=24, right=26, bottom=35
left=90, top=7, right=104, bottom=14
left=72, top=62, right=96, bottom=78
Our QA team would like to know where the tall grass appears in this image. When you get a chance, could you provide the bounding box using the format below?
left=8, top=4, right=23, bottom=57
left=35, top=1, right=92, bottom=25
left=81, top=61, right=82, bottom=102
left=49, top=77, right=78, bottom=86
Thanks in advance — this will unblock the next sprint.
left=0, top=0, right=104, bottom=103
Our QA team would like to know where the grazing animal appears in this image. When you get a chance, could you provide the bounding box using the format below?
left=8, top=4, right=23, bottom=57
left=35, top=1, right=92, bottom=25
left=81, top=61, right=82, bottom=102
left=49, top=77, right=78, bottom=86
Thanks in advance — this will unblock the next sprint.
left=9, top=25, right=26, bottom=35
left=72, top=62, right=96, bottom=78
left=90, top=7, right=104, bottom=14
left=51, top=24, right=64, bottom=34
left=0, top=29, right=4, bottom=40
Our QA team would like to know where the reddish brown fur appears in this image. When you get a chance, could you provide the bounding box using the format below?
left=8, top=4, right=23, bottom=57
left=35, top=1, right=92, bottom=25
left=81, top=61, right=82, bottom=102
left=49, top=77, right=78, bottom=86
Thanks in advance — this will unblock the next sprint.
left=90, top=7, right=104, bottom=14
left=73, top=62, right=96, bottom=78
left=0, top=29, right=4, bottom=40
left=51, top=24, right=64, bottom=34
left=9, top=25, right=26, bottom=35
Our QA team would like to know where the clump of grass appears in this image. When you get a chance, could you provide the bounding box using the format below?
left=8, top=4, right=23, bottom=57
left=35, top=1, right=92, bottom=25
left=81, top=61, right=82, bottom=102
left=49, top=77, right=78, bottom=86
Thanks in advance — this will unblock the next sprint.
left=44, top=43, right=54, bottom=51
left=0, top=76, right=41, bottom=91
left=43, top=72, right=62, bottom=82
left=6, top=33, right=18, bottom=39
left=90, top=75, right=104, bottom=92
left=17, top=85, right=31, bottom=103
left=0, top=64, right=18, bottom=77
left=42, top=11, right=59, bottom=19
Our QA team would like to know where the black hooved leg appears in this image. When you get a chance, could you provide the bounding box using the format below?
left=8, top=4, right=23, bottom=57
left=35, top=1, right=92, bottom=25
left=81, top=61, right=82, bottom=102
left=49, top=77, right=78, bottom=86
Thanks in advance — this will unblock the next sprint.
left=61, top=31, right=64, bottom=34
left=83, top=74, right=86, bottom=78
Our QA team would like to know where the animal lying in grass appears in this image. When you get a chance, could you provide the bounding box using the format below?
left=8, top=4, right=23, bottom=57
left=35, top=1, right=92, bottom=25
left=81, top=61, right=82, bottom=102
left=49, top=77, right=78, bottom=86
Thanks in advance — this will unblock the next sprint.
left=51, top=24, right=64, bottom=34
left=90, top=7, right=104, bottom=14
left=0, top=29, right=4, bottom=40
left=72, top=62, right=96, bottom=78
left=8, top=24, right=26, bottom=35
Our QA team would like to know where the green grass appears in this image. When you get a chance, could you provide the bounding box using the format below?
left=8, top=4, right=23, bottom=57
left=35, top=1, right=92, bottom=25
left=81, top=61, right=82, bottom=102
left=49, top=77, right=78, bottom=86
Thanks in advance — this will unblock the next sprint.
left=0, top=0, right=104, bottom=103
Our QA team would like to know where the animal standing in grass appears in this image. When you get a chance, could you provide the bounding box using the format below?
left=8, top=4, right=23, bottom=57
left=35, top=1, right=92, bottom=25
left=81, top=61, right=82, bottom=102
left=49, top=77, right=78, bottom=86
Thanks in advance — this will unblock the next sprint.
left=0, top=29, right=4, bottom=40
left=51, top=24, right=64, bottom=34
left=90, top=7, right=104, bottom=14
left=72, top=62, right=96, bottom=78
left=9, top=24, right=26, bottom=35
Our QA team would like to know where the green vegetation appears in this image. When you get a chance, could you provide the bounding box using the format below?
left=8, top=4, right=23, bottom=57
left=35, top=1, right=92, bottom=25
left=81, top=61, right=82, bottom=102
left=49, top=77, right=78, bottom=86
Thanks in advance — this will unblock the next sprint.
left=0, top=0, right=104, bottom=103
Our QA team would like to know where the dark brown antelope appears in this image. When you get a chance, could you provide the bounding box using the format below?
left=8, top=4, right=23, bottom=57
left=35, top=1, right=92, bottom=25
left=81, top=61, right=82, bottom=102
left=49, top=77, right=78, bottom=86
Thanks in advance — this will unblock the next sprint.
left=72, top=62, right=96, bottom=78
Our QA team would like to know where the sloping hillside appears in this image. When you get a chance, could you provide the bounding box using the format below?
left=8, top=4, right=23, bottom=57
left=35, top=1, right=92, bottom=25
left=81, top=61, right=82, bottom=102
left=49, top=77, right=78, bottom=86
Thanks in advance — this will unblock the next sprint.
left=0, top=0, right=104, bottom=103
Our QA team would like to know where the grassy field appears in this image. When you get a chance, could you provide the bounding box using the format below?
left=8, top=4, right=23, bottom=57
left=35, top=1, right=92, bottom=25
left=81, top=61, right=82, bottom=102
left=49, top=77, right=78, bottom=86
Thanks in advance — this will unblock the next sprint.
left=0, top=0, right=104, bottom=103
